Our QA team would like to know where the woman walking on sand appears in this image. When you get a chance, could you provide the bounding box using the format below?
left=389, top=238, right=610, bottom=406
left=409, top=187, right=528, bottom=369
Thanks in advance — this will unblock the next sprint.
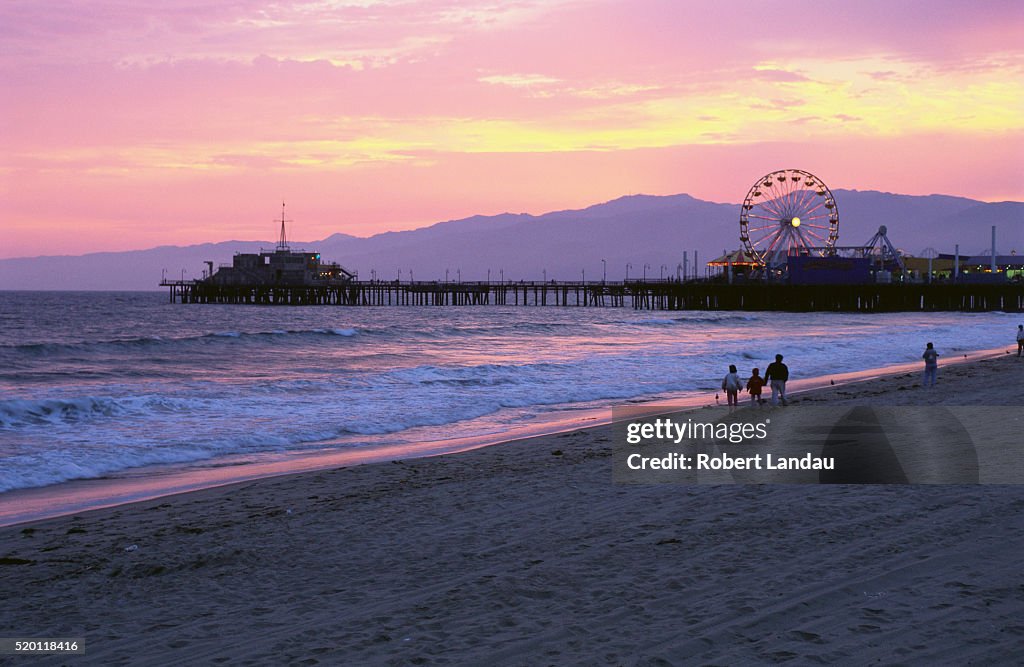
left=922, top=342, right=939, bottom=387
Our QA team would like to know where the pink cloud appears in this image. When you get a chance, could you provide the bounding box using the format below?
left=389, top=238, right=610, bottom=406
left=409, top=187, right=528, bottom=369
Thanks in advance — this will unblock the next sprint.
left=752, top=69, right=812, bottom=83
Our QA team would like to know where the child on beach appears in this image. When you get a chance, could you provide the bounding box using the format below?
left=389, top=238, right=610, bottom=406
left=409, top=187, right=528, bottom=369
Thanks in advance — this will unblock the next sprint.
left=922, top=342, right=939, bottom=387
left=746, top=368, right=766, bottom=406
left=721, top=364, right=743, bottom=407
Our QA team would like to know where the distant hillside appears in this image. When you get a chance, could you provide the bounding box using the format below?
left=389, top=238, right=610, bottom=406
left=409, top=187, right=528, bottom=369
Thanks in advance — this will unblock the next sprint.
left=1, top=191, right=1020, bottom=290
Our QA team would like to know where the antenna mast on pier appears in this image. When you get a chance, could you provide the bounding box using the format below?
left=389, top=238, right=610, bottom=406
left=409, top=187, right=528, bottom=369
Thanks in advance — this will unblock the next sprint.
left=276, top=201, right=292, bottom=252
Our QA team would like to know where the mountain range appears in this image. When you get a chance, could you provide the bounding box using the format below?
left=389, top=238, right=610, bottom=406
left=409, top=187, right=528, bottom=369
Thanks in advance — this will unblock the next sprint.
left=2, top=190, right=1021, bottom=290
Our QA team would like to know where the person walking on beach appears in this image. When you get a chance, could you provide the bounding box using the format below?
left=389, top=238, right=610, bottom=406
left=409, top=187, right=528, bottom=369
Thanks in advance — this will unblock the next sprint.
left=764, top=354, right=789, bottom=406
left=746, top=368, right=766, bottom=406
left=1017, top=325, right=1023, bottom=357
left=922, top=342, right=939, bottom=387
left=722, top=364, right=743, bottom=407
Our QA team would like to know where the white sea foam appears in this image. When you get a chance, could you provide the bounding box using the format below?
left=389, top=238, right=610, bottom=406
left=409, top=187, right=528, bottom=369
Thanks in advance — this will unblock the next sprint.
left=0, top=396, right=123, bottom=427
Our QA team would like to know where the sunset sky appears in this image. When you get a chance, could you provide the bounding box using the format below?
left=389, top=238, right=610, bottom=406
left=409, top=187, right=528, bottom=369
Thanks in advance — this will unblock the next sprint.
left=2, top=0, right=1022, bottom=258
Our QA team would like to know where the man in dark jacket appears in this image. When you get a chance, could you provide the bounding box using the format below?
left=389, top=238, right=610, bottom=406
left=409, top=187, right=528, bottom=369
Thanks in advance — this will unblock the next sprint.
left=764, top=354, right=789, bottom=406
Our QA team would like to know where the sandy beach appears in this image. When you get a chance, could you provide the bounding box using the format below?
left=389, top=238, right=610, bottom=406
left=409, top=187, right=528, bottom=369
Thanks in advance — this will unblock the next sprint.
left=2, top=352, right=1023, bottom=665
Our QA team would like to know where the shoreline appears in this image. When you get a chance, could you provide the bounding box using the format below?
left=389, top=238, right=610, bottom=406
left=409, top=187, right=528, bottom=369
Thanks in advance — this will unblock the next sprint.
left=0, top=344, right=1015, bottom=528
left=1, top=353, right=1022, bottom=664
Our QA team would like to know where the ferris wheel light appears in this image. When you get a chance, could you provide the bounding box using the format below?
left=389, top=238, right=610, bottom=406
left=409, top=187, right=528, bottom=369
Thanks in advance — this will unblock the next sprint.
left=791, top=217, right=801, bottom=227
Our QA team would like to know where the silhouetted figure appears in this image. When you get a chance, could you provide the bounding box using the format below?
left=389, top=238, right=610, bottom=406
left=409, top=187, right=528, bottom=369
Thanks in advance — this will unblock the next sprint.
left=764, top=354, right=789, bottom=406
left=922, top=342, right=939, bottom=387
left=1017, top=325, right=1023, bottom=357
left=746, top=368, right=766, bottom=406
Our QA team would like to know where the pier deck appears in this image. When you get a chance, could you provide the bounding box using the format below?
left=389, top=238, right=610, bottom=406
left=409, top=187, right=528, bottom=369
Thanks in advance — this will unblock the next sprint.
left=160, top=280, right=1023, bottom=312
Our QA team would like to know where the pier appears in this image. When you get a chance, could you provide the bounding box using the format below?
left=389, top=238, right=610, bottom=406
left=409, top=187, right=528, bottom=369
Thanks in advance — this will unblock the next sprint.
left=161, top=279, right=1023, bottom=312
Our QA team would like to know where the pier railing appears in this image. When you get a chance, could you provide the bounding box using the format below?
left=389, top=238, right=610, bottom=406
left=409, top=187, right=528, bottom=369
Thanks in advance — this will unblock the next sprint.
left=159, top=279, right=1023, bottom=312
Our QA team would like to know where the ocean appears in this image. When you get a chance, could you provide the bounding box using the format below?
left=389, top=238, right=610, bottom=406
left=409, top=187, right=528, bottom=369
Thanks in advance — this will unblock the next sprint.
left=0, top=291, right=1016, bottom=495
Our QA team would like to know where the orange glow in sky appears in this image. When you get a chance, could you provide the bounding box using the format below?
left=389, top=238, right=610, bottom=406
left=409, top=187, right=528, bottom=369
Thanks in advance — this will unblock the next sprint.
left=1, top=0, right=1022, bottom=257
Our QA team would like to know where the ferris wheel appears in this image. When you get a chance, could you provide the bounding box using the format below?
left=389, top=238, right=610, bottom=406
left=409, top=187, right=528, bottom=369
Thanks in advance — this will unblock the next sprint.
left=739, top=169, right=839, bottom=267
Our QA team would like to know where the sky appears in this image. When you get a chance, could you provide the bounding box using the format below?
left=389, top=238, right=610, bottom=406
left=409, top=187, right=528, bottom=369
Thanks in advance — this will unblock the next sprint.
left=1, top=0, right=1022, bottom=258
